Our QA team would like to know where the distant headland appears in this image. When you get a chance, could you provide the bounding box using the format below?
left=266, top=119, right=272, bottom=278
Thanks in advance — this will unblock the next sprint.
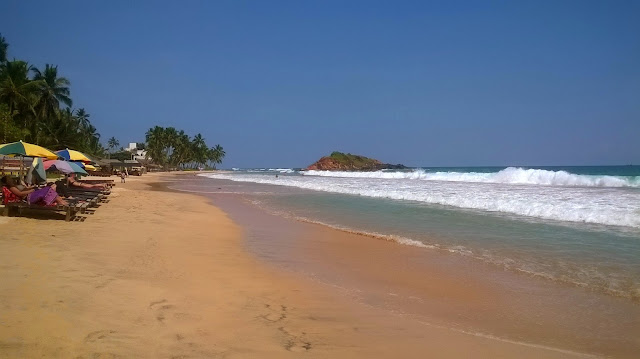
left=306, top=152, right=406, bottom=171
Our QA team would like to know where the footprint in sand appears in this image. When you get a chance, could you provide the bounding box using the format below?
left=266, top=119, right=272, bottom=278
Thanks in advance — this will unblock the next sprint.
left=84, top=330, right=117, bottom=343
left=148, top=299, right=203, bottom=324
left=279, top=326, right=312, bottom=352
left=149, top=299, right=177, bottom=323
left=257, top=304, right=287, bottom=323
left=258, top=304, right=312, bottom=352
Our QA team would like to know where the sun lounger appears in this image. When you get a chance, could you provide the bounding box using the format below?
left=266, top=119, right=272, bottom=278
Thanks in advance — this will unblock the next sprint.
left=3, top=201, right=85, bottom=221
left=86, top=171, right=113, bottom=177
left=67, top=189, right=107, bottom=206
left=70, top=187, right=110, bottom=196
left=80, top=179, right=116, bottom=187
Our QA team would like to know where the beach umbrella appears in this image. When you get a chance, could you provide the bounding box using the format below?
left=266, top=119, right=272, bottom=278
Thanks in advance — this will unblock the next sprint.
left=82, top=164, right=97, bottom=171
left=56, top=148, right=93, bottom=163
left=43, top=160, right=88, bottom=175
left=26, top=157, right=46, bottom=184
left=73, top=161, right=98, bottom=171
left=0, top=140, right=58, bottom=160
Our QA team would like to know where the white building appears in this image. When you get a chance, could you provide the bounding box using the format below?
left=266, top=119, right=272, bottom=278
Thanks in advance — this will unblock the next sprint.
left=126, top=142, right=148, bottom=161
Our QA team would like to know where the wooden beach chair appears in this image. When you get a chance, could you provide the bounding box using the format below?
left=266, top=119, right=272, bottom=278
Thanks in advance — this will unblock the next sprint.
left=80, top=178, right=116, bottom=187
left=3, top=201, right=86, bottom=221
left=67, top=189, right=107, bottom=206
left=2, top=186, right=86, bottom=221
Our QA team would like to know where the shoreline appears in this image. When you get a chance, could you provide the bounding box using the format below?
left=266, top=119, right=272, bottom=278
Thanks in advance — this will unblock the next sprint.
left=0, top=172, right=620, bottom=358
left=178, top=173, right=640, bottom=358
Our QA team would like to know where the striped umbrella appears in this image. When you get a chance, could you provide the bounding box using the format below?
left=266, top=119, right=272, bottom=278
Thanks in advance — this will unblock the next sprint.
left=43, top=160, right=88, bottom=175
left=82, top=164, right=97, bottom=171
left=56, top=149, right=93, bottom=163
left=0, top=141, right=58, bottom=160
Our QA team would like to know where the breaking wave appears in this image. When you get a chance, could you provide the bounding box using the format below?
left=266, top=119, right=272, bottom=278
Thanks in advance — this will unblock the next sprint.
left=201, top=171, right=640, bottom=228
left=303, top=167, right=640, bottom=188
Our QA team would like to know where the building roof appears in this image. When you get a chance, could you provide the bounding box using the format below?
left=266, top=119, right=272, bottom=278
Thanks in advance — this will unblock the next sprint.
left=96, top=159, right=123, bottom=165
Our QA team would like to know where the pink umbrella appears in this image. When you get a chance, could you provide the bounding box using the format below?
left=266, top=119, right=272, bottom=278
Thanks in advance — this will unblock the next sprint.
left=43, top=160, right=88, bottom=175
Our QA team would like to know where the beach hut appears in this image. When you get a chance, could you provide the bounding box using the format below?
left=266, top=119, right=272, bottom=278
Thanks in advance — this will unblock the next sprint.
left=123, top=159, right=144, bottom=175
left=96, top=159, right=123, bottom=175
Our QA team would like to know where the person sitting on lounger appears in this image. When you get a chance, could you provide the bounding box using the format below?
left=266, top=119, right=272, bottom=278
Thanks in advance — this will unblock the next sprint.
left=66, top=174, right=107, bottom=189
left=1, top=175, right=69, bottom=206
left=18, top=176, right=36, bottom=191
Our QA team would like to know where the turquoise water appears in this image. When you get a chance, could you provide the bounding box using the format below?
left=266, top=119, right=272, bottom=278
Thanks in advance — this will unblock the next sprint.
left=201, top=165, right=640, bottom=301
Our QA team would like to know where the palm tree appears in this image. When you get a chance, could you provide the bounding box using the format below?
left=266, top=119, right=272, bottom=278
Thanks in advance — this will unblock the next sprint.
left=107, top=137, right=119, bottom=154
left=74, top=108, right=90, bottom=128
left=145, top=126, right=165, bottom=165
left=0, top=60, right=39, bottom=137
left=144, top=126, right=225, bottom=171
left=191, top=133, right=208, bottom=168
left=40, top=107, right=77, bottom=149
left=72, top=108, right=100, bottom=154
left=83, top=123, right=102, bottom=154
left=208, top=144, right=225, bottom=168
left=0, top=103, right=28, bottom=142
left=0, top=34, right=8, bottom=64
left=0, top=34, right=105, bottom=154
left=32, top=64, right=72, bottom=134
left=169, top=130, right=192, bottom=168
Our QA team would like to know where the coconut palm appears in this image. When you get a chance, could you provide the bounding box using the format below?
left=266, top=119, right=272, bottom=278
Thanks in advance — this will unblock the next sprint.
left=107, top=136, right=120, bottom=153
left=208, top=144, right=225, bottom=168
left=145, top=126, right=168, bottom=167
left=0, top=34, right=8, bottom=64
left=32, top=64, right=72, bottom=132
left=0, top=35, right=105, bottom=155
left=191, top=133, right=208, bottom=167
left=0, top=60, right=39, bottom=131
left=40, top=107, right=78, bottom=149
left=74, top=108, right=90, bottom=128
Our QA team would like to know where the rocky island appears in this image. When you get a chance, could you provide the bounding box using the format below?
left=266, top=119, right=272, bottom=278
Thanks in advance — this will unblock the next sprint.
left=306, top=152, right=406, bottom=171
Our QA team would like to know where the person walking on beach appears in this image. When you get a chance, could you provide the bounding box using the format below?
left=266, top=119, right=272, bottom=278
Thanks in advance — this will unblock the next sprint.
left=120, top=171, right=126, bottom=183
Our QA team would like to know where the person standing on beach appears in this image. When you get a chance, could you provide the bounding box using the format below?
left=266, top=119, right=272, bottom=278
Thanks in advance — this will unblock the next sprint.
left=120, top=171, right=126, bottom=183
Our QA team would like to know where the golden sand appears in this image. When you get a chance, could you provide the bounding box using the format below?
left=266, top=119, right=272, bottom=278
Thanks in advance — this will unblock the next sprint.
left=0, top=173, right=587, bottom=358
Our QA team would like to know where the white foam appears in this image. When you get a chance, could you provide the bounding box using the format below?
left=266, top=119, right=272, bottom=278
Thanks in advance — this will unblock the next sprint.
left=268, top=168, right=295, bottom=173
left=303, top=167, right=640, bottom=188
left=199, top=172, right=640, bottom=228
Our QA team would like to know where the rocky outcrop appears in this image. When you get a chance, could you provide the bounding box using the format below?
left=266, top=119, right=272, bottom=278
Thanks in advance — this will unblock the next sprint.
left=306, top=152, right=406, bottom=171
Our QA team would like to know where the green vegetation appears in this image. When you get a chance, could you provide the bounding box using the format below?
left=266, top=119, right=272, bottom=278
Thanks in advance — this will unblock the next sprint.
left=329, top=151, right=380, bottom=168
left=0, top=34, right=225, bottom=169
left=145, top=126, right=225, bottom=170
left=109, top=150, right=134, bottom=162
left=0, top=34, right=103, bottom=156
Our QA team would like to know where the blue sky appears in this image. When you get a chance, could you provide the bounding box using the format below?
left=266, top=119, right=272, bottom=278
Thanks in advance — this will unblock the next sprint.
left=2, top=0, right=639, bottom=167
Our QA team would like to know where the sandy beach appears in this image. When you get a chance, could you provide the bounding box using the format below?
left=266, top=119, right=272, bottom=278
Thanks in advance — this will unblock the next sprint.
left=0, top=173, right=606, bottom=358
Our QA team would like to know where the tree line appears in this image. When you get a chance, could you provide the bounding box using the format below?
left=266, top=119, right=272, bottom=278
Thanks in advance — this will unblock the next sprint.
left=145, top=126, right=225, bottom=170
left=0, top=34, right=225, bottom=169
left=0, top=34, right=103, bottom=156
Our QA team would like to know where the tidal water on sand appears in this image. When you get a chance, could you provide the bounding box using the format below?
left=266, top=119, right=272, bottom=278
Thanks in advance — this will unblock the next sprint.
left=169, top=167, right=640, bottom=357
left=200, top=166, right=640, bottom=302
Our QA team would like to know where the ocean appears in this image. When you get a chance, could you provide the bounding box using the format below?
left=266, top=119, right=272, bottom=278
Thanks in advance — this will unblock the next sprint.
left=198, top=165, right=640, bottom=301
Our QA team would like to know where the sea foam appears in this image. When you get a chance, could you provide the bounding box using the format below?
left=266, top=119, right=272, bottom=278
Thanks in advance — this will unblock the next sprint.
left=303, top=167, right=640, bottom=188
left=202, top=171, right=640, bottom=228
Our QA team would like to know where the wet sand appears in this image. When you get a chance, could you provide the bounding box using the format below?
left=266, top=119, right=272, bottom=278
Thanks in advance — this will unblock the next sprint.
left=174, top=175, right=640, bottom=358
left=0, top=173, right=619, bottom=358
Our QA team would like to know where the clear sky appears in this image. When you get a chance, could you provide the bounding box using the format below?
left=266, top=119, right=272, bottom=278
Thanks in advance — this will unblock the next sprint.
left=2, top=0, right=639, bottom=168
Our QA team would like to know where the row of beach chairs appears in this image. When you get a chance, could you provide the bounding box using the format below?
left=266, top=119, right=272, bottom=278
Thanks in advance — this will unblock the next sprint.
left=1, top=178, right=116, bottom=222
